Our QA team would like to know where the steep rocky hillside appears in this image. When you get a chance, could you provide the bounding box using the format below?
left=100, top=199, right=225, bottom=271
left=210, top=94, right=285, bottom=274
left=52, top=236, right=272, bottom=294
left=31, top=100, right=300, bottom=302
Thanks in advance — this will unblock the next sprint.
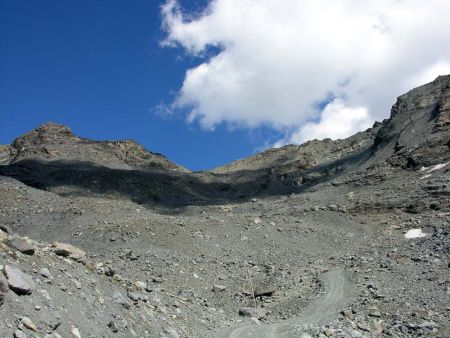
left=211, top=126, right=381, bottom=174
left=214, top=75, right=450, bottom=174
left=0, top=76, right=449, bottom=338
left=372, top=75, right=450, bottom=168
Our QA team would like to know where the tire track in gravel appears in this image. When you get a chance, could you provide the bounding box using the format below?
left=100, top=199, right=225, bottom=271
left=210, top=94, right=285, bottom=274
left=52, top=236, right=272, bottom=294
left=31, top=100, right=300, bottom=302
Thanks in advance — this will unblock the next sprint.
left=217, top=269, right=351, bottom=338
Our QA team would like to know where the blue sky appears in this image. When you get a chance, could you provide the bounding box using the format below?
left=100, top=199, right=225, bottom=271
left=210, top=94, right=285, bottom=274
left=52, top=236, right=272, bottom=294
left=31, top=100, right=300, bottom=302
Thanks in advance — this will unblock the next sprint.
left=0, top=0, right=282, bottom=171
left=2, top=1, right=449, bottom=171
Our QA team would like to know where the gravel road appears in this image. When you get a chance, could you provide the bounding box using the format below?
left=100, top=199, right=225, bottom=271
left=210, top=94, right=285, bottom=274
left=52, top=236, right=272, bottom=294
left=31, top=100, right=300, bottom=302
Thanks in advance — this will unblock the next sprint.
left=219, top=269, right=350, bottom=338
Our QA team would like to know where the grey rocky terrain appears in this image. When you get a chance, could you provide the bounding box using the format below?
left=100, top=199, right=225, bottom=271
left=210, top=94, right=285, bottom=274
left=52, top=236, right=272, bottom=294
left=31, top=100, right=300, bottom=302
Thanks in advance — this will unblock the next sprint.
left=0, top=75, right=449, bottom=338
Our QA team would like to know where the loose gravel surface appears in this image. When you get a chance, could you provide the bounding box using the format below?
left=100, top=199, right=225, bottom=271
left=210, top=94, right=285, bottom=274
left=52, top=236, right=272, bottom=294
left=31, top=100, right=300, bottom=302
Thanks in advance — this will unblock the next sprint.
left=219, top=269, right=351, bottom=338
left=0, top=76, right=449, bottom=337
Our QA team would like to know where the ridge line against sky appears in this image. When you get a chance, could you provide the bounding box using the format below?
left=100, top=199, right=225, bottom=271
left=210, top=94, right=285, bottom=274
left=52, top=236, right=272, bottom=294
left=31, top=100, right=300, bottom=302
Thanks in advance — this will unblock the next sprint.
left=0, top=0, right=449, bottom=170
left=160, top=0, right=450, bottom=146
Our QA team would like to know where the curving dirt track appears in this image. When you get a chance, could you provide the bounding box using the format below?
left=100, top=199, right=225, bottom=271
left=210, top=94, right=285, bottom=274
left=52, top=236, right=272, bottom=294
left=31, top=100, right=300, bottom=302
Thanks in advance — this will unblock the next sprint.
left=216, top=269, right=351, bottom=338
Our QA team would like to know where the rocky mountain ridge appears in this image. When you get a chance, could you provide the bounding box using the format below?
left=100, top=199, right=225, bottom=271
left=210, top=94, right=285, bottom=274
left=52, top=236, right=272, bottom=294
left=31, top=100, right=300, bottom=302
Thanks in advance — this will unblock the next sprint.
left=215, top=75, right=450, bottom=174
left=0, top=76, right=449, bottom=338
left=0, top=123, right=188, bottom=172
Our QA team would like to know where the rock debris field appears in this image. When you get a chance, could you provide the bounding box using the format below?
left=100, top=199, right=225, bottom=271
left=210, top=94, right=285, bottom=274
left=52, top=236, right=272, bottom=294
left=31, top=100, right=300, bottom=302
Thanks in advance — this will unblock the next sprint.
left=0, top=76, right=449, bottom=337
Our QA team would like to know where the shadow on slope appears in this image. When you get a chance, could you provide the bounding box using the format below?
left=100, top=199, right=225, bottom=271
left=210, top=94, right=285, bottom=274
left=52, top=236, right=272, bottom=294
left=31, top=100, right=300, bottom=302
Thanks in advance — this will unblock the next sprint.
left=0, top=144, right=375, bottom=210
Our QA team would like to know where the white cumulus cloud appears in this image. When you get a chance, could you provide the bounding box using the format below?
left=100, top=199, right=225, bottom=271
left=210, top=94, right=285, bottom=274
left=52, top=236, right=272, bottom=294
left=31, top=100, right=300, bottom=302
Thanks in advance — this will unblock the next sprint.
left=275, top=99, right=373, bottom=146
left=161, top=0, right=450, bottom=145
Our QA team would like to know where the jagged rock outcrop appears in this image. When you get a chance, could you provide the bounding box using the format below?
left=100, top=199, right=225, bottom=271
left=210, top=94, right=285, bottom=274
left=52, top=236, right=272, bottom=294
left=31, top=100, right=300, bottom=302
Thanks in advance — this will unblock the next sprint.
left=372, top=75, right=450, bottom=168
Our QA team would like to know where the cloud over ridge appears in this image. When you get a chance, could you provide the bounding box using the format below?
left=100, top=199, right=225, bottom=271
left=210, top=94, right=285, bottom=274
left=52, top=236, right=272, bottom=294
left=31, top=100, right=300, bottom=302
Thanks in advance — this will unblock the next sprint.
left=162, top=0, right=450, bottom=144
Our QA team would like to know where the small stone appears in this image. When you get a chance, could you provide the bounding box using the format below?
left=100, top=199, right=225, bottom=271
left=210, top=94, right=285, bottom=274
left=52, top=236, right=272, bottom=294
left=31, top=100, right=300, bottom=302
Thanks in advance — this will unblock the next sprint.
left=254, top=286, right=275, bottom=297
left=212, top=285, right=226, bottom=292
left=323, top=328, right=335, bottom=336
left=0, top=229, right=8, bottom=243
left=357, top=322, right=370, bottom=332
left=373, top=320, right=384, bottom=334
left=3, top=265, right=34, bottom=295
left=299, top=334, right=313, bottom=338
left=135, top=281, right=147, bottom=290
left=40, top=268, right=52, bottom=279
left=350, top=330, right=363, bottom=338
left=20, top=317, right=37, bottom=331
left=52, top=242, right=86, bottom=261
left=127, top=290, right=139, bottom=302
left=345, top=192, right=355, bottom=200
left=113, top=291, right=130, bottom=309
left=152, top=276, right=163, bottom=283
left=128, top=252, right=139, bottom=261
left=120, top=249, right=132, bottom=257
left=238, top=307, right=268, bottom=319
left=249, top=318, right=260, bottom=325
left=0, top=224, right=11, bottom=234
left=108, top=320, right=119, bottom=333
left=0, top=272, right=8, bottom=306
left=341, top=309, right=354, bottom=320
left=253, top=218, right=262, bottom=224
left=418, top=321, right=439, bottom=328
left=14, top=330, right=26, bottom=338
left=162, top=326, right=180, bottom=338
left=104, top=266, right=115, bottom=277
left=7, top=238, right=36, bottom=255
left=369, top=307, right=381, bottom=317
left=328, top=204, right=338, bottom=211
left=44, top=333, right=63, bottom=338
left=71, top=326, right=81, bottom=338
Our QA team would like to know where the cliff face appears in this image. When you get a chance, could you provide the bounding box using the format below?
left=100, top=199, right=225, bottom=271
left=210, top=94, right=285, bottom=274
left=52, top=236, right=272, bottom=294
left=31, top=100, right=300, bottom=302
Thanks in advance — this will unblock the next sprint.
left=372, top=75, right=450, bottom=168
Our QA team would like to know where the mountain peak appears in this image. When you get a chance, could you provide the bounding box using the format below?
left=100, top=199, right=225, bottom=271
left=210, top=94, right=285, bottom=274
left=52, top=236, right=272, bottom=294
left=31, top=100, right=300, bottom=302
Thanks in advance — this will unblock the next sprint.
left=4, top=122, right=189, bottom=172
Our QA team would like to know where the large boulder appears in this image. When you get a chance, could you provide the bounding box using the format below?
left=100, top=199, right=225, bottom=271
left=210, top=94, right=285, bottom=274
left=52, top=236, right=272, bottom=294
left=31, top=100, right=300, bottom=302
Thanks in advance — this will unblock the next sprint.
left=2, top=265, right=35, bottom=295
left=7, top=238, right=36, bottom=255
left=52, top=241, right=86, bottom=261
